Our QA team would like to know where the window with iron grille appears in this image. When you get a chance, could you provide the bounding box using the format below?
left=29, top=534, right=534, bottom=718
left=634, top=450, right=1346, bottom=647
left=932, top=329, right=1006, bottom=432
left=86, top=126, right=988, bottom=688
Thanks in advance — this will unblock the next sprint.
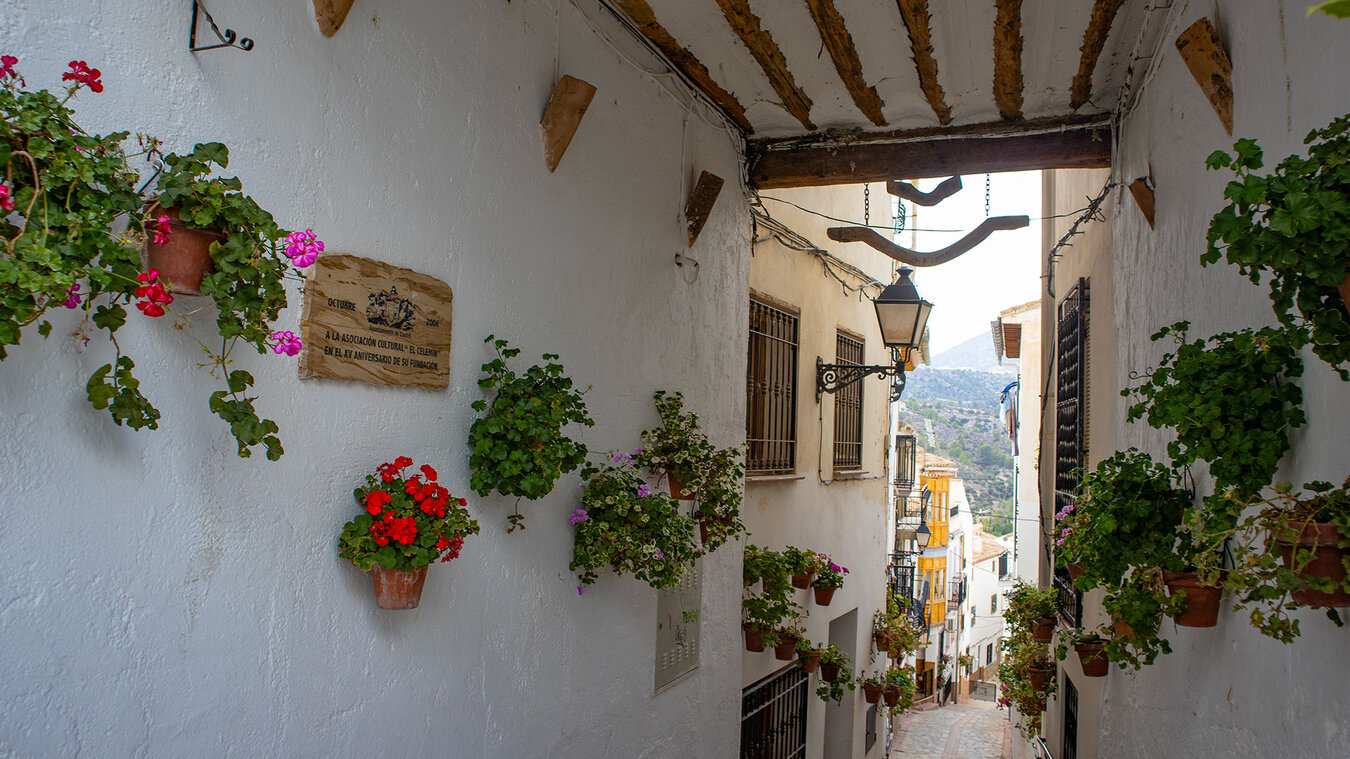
left=740, top=665, right=808, bottom=759
left=1054, top=278, right=1088, bottom=622
left=747, top=299, right=799, bottom=475
left=833, top=332, right=864, bottom=470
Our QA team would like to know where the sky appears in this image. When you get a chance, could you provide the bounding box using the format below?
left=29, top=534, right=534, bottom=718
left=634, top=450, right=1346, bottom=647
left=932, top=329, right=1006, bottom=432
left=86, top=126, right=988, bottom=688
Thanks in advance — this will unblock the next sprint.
left=889, top=171, right=1044, bottom=356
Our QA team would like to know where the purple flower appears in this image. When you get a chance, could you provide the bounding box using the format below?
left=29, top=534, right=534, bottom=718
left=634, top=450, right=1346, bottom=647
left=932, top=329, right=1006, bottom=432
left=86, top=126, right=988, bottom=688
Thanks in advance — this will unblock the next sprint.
left=577, top=585, right=585, bottom=595
left=633, top=447, right=644, bottom=456
left=569, top=509, right=589, bottom=525
left=829, top=563, right=841, bottom=573
left=269, top=330, right=302, bottom=356
left=284, top=229, right=323, bottom=267
left=637, top=484, right=653, bottom=498
left=61, top=284, right=82, bottom=309
left=655, top=549, right=665, bottom=559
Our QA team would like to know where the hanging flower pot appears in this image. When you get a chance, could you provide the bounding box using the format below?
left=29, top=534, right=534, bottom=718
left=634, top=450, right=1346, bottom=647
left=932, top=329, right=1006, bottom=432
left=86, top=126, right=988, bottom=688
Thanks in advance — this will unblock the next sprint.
left=790, top=572, right=815, bottom=590
left=862, top=682, right=884, bottom=704
left=1067, top=563, right=1086, bottom=581
left=1162, top=570, right=1223, bottom=627
left=1279, top=522, right=1350, bottom=608
left=743, top=624, right=766, bottom=653
left=813, top=586, right=836, bottom=606
left=142, top=206, right=225, bottom=296
left=797, top=649, right=821, bottom=673
left=667, top=471, right=695, bottom=500
left=1032, top=616, right=1057, bottom=643
left=1027, top=664, right=1055, bottom=694
left=873, top=632, right=891, bottom=652
left=883, top=686, right=902, bottom=707
left=369, top=565, right=429, bottom=610
left=773, top=631, right=799, bottom=661
left=1074, top=642, right=1109, bottom=677
left=820, top=662, right=841, bottom=682
left=1111, top=614, right=1135, bottom=640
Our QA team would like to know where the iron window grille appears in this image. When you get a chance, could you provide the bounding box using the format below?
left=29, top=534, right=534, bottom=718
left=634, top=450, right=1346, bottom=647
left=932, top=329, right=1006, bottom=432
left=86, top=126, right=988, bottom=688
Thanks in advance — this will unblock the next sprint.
left=894, top=433, right=917, bottom=492
left=747, top=299, right=799, bottom=475
left=832, top=332, right=864, bottom=470
left=1053, top=278, right=1088, bottom=622
left=740, top=665, right=808, bottom=759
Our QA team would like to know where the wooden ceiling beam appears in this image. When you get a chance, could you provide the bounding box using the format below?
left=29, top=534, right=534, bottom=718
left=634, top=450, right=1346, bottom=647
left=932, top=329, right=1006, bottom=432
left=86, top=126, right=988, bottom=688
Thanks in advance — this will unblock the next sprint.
left=613, top=0, right=754, bottom=134
left=993, top=0, right=1025, bottom=120
left=1070, top=0, right=1129, bottom=110
left=803, top=0, right=887, bottom=127
left=748, top=116, right=1111, bottom=189
left=827, top=216, right=1030, bottom=267
left=716, top=0, right=816, bottom=131
left=894, top=0, right=952, bottom=125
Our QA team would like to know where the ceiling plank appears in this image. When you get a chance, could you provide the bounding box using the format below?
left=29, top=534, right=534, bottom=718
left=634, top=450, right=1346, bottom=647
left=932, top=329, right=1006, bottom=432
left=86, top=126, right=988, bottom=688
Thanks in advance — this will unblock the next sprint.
left=826, top=216, right=1030, bottom=267
left=749, top=116, right=1111, bottom=189
left=1070, top=0, right=1129, bottom=110
left=894, top=0, right=952, bottom=125
left=887, top=176, right=962, bottom=206
left=993, top=0, right=1025, bottom=120
left=803, top=0, right=887, bottom=127
left=613, top=0, right=754, bottom=134
left=715, top=0, right=816, bottom=131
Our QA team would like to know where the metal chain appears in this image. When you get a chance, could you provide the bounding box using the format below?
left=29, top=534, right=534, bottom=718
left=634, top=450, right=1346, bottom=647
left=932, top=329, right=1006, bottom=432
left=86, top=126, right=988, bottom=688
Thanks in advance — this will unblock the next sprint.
left=864, top=183, right=870, bottom=227
left=894, top=201, right=906, bottom=236
left=984, top=174, right=991, bottom=218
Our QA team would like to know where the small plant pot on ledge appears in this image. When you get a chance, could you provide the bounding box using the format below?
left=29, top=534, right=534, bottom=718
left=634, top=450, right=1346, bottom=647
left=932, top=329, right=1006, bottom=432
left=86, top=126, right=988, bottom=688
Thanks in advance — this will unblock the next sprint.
left=862, top=683, right=883, bottom=704
left=1074, top=643, right=1109, bottom=677
left=743, top=625, right=766, bottom=653
left=1032, top=616, right=1057, bottom=643
left=369, top=565, right=429, bottom=610
left=1279, top=522, right=1350, bottom=608
left=797, top=650, right=821, bottom=673
left=773, top=632, right=799, bottom=661
left=813, top=586, right=837, bottom=606
left=1163, top=570, right=1222, bottom=627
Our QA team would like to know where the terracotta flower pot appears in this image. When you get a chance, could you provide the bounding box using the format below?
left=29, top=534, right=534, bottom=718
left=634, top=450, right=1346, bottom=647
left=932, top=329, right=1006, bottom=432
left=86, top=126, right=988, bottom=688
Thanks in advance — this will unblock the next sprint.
left=883, top=686, right=902, bottom=707
left=1162, top=570, right=1223, bottom=627
left=862, top=683, right=884, bottom=703
left=667, top=472, right=695, bottom=500
left=813, top=586, right=836, bottom=606
left=1032, top=616, right=1057, bottom=643
left=797, top=650, right=821, bottom=673
left=743, top=625, right=766, bottom=653
left=1111, top=615, right=1135, bottom=640
left=369, top=564, right=428, bottom=610
left=1074, top=642, right=1109, bottom=677
left=790, top=572, right=814, bottom=590
left=1067, top=563, right=1086, bottom=581
left=143, top=206, right=224, bottom=296
left=873, top=632, right=891, bottom=652
left=819, top=663, right=840, bottom=682
left=1279, top=522, right=1350, bottom=608
left=1027, top=665, right=1054, bottom=694
left=773, top=632, right=799, bottom=661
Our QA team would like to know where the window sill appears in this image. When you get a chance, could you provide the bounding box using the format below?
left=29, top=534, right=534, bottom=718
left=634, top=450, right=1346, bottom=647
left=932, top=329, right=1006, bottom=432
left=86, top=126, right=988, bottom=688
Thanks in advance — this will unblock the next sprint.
left=830, top=470, right=870, bottom=479
left=746, top=473, right=806, bottom=483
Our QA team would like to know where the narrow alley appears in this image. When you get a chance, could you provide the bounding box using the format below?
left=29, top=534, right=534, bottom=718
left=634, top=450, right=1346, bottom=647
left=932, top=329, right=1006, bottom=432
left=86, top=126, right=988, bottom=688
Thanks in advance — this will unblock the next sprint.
left=890, top=700, right=1009, bottom=759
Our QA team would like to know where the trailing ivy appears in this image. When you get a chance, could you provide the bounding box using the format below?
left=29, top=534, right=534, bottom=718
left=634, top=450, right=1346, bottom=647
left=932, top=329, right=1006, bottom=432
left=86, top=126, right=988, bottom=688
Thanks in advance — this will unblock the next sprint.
left=468, top=335, right=593, bottom=531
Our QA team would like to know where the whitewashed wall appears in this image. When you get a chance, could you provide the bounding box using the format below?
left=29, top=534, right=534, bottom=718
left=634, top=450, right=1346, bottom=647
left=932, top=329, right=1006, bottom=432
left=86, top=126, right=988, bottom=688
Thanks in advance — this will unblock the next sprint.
left=0, top=1, right=750, bottom=756
left=1040, top=3, right=1350, bottom=758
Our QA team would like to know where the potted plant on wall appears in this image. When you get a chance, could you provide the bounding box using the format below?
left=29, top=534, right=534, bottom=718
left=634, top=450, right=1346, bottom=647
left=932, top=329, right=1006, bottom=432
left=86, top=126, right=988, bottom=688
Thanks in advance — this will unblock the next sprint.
left=694, top=445, right=748, bottom=550
left=810, top=554, right=848, bottom=605
left=635, top=390, right=717, bottom=499
left=858, top=672, right=885, bottom=703
left=1101, top=570, right=1180, bottom=669
left=1055, top=627, right=1111, bottom=678
left=1203, top=115, right=1350, bottom=378
left=468, top=335, right=594, bottom=532
left=570, top=452, right=701, bottom=592
left=1004, top=580, right=1060, bottom=643
left=795, top=637, right=822, bottom=673
left=0, top=57, right=321, bottom=459
left=815, top=644, right=856, bottom=705
left=882, top=666, right=916, bottom=712
left=338, top=457, right=481, bottom=609
left=783, top=546, right=821, bottom=589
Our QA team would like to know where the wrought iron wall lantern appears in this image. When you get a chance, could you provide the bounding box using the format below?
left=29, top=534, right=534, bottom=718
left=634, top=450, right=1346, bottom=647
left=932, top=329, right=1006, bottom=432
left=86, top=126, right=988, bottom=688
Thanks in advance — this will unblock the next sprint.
left=816, top=267, right=933, bottom=401
left=190, top=1, right=255, bottom=53
left=915, top=487, right=933, bottom=549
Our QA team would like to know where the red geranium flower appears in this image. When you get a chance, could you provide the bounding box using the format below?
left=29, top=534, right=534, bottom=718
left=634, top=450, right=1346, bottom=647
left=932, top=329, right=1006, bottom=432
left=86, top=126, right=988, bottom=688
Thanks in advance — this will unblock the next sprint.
left=62, top=60, right=103, bottom=93
left=420, top=464, right=437, bottom=481
left=394, top=456, right=413, bottom=468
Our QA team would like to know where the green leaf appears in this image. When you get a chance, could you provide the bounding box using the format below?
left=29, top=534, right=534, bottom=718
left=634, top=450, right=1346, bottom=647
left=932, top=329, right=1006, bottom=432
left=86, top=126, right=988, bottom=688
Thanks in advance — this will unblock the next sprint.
left=1309, top=0, right=1350, bottom=18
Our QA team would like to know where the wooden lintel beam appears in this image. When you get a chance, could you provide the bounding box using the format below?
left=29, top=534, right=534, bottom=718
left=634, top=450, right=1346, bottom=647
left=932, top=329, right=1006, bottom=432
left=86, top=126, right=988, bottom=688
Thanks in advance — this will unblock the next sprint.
left=540, top=75, right=597, bottom=173
left=684, top=171, right=725, bottom=247
left=717, top=0, right=815, bottom=131
left=749, top=119, right=1111, bottom=189
left=895, top=0, right=952, bottom=125
left=827, top=216, right=1030, bottom=267
left=614, top=0, right=754, bottom=134
left=1070, top=0, right=1128, bottom=109
left=887, top=176, right=962, bottom=206
left=1175, top=18, right=1234, bottom=135
left=804, top=0, right=887, bottom=127
left=993, top=0, right=1025, bottom=120
left=314, top=0, right=356, bottom=37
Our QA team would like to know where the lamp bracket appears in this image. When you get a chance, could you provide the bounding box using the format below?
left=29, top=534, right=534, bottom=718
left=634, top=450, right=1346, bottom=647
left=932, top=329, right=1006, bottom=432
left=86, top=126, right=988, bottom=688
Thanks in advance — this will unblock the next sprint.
left=190, top=1, right=255, bottom=53
left=816, top=356, right=906, bottom=401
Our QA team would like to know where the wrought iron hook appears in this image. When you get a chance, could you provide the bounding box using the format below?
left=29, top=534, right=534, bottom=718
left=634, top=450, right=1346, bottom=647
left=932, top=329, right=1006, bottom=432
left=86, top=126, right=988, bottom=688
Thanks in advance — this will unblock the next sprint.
left=190, top=1, right=255, bottom=53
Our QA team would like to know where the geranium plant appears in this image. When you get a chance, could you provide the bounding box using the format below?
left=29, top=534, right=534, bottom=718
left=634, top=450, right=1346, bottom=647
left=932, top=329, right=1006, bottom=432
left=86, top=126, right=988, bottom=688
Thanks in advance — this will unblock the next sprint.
left=882, top=666, right=916, bottom=715
left=811, top=554, right=849, bottom=590
left=1003, top=580, right=1059, bottom=633
left=1204, top=117, right=1350, bottom=378
left=693, top=445, right=748, bottom=551
left=635, top=390, right=717, bottom=496
left=815, top=643, right=856, bottom=705
left=570, top=451, right=700, bottom=591
left=338, top=457, right=481, bottom=571
left=1101, top=570, right=1178, bottom=669
left=0, top=56, right=319, bottom=459
left=469, top=335, right=593, bottom=532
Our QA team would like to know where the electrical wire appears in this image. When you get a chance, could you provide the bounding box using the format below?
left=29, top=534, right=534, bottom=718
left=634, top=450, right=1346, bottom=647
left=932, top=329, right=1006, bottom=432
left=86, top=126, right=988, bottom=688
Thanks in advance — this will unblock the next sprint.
left=757, top=194, right=1099, bottom=233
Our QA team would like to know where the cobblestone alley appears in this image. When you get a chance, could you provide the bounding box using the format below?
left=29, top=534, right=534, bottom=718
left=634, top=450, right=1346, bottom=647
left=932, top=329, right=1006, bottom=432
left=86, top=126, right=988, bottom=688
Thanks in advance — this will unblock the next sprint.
left=889, top=699, right=1010, bottom=759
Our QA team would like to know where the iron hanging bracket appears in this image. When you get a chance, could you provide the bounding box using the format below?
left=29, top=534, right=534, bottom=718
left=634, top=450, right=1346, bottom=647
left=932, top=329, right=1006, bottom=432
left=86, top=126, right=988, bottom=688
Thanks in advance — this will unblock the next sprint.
left=816, top=356, right=906, bottom=401
left=190, top=1, right=255, bottom=53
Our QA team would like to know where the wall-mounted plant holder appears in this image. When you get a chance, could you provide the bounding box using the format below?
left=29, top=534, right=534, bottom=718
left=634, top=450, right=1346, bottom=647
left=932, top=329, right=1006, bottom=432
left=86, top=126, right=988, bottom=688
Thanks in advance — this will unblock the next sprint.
left=190, top=1, right=255, bottom=53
